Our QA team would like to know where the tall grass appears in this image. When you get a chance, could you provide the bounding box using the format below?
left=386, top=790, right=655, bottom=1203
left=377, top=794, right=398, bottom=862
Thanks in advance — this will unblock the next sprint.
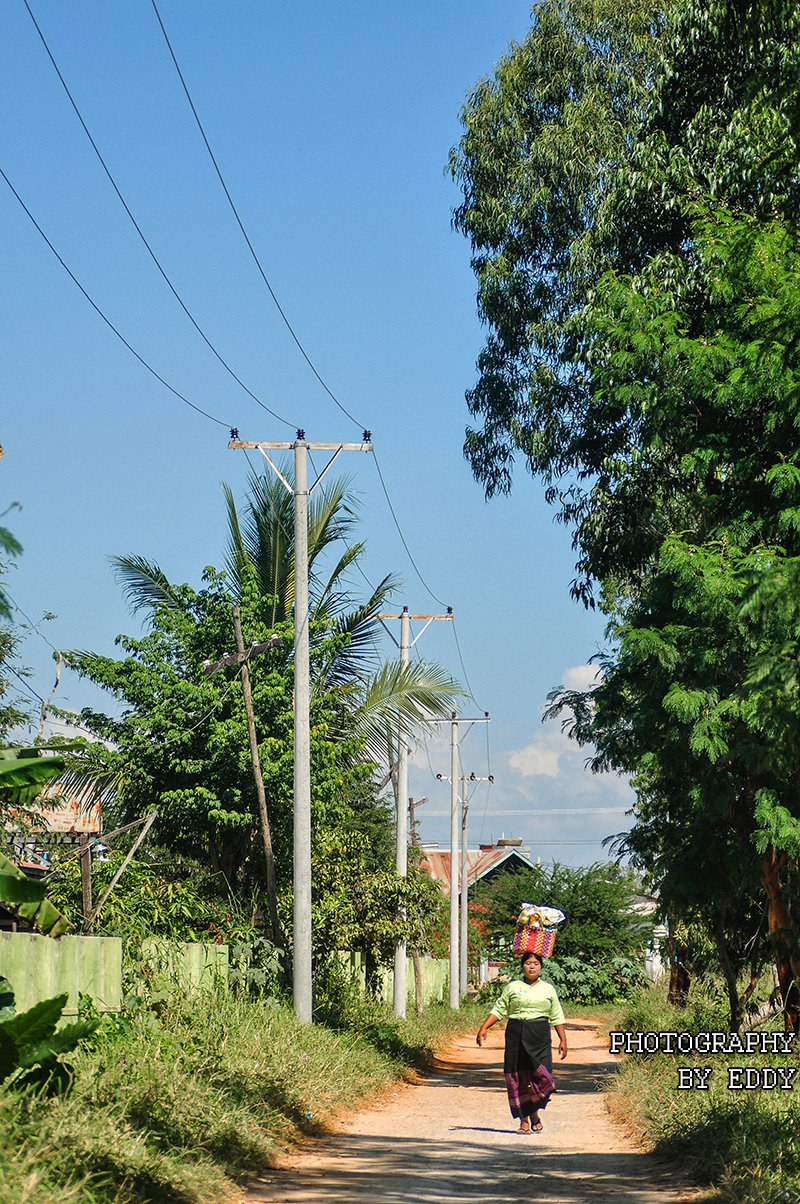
left=0, top=992, right=484, bottom=1204
left=606, top=981, right=800, bottom=1204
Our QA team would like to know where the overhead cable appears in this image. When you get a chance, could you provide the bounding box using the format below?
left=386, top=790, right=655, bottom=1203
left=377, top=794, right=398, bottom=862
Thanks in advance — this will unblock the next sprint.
left=22, top=0, right=295, bottom=430
left=3, top=589, right=60, bottom=654
left=371, top=448, right=449, bottom=608
left=0, top=165, right=232, bottom=429
left=451, top=617, right=480, bottom=706
left=6, top=663, right=47, bottom=706
left=149, top=0, right=366, bottom=432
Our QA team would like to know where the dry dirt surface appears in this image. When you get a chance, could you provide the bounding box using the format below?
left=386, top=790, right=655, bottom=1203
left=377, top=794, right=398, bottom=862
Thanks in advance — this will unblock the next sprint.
left=242, top=1017, right=700, bottom=1204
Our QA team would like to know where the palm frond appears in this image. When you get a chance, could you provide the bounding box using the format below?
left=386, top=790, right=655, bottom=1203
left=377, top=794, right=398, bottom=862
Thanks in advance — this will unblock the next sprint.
left=222, top=482, right=251, bottom=601
left=110, top=555, right=181, bottom=615
left=307, top=476, right=359, bottom=567
left=316, top=574, right=402, bottom=689
left=242, top=469, right=295, bottom=619
left=313, top=542, right=369, bottom=620
left=350, top=659, right=465, bottom=765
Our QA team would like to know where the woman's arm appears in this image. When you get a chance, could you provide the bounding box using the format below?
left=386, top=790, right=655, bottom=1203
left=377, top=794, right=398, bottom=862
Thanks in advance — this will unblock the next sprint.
left=476, top=1013, right=499, bottom=1046
left=554, top=1023, right=568, bottom=1060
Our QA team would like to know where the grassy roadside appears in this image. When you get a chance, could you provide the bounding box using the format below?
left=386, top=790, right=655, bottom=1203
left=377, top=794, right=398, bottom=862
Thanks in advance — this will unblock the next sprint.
left=604, top=984, right=800, bottom=1204
left=0, top=994, right=486, bottom=1204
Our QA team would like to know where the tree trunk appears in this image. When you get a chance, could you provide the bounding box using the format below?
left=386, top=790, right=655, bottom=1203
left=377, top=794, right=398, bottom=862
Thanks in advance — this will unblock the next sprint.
left=412, top=948, right=423, bottom=1015
left=364, top=948, right=380, bottom=999
left=761, top=845, right=800, bottom=1035
left=667, top=922, right=691, bottom=1006
left=713, top=910, right=740, bottom=1031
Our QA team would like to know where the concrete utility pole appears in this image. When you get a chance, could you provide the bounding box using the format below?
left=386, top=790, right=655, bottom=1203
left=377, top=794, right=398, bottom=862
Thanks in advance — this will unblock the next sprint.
left=230, top=433, right=372, bottom=1024
left=408, top=795, right=427, bottom=845
left=435, top=712, right=490, bottom=1009
left=450, top=715, right=459, bottom=1007
left=460, top=773, right=493, bottom=998
left=377, top=607, right=452, bottom=1018
left=396, top=608, right=410, bottom=1016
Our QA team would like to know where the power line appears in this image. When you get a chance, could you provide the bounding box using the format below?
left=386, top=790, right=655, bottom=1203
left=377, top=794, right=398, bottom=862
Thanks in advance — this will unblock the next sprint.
left=155, top=670, right=244, bottom=746
left=3, top=590, right=60, bottom=654
left=0, top=164, right=231, bottom=429
left=6, top=663, right=47, bottom=706
left=371, top=448, right=449, bottom=608
left=22, top=0, right=295, bottom=431
left=25, top=1, right=489, bottom=729
left=149, top=0, right=365, bottom=432
left=147, top=8, right=487, bottom=697
left=151, top=7, right=488, bottom=719
left=452, top=617, right=481, bottom=706
left=64, top=666, right=246, bottom=749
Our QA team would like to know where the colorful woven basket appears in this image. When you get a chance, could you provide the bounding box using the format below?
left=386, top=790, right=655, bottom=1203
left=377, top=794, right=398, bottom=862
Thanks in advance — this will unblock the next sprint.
left=511, top=902, right=565, bottom=959
left=512, top=924, right=557, bottom=957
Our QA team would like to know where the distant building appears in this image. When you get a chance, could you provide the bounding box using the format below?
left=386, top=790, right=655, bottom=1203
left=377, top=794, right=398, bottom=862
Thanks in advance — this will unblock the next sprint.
left=418, top=836, right=537, bottom=899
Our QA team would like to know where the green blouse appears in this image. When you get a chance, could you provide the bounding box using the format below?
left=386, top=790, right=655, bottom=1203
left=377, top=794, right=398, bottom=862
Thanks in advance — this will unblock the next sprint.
left=489, top=978, right=565, bottom=1025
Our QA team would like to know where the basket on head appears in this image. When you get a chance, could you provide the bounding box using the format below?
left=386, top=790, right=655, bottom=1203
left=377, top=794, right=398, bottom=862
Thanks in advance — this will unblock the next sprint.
left=512, top=925, right=557, bottom=957
left=511, top=902, right=565, bottom=959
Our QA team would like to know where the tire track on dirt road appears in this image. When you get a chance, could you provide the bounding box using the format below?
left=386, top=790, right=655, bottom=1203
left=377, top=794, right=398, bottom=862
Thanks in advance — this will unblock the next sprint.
left=242, top=1017, right=701, bottom=1204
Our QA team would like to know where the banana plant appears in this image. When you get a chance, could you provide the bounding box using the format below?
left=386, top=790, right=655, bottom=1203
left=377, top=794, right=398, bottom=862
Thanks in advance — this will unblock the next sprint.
left=0, top=975, right=98, bottom=1093
left=0, top=851, right=70, bottom=936
left=0, top=746, right=72, bottom=935
left=0, top=746, right=67, bottom=809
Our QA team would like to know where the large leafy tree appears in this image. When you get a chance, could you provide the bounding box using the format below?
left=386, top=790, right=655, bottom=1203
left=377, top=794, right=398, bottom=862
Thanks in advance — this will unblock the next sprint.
left=453, top=0, right=800, bottom=1026
left=451, top=0, right=799, bottom=556
left=470, top=862, right=649, bottom=1004
left=449, top=0, right=668, bottom=515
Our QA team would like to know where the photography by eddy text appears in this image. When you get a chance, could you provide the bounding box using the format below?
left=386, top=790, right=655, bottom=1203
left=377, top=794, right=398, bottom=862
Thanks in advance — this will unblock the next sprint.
left=608, top=1030, right=796, bottom=1055
left=608, top=1030, right=799, bottom=1091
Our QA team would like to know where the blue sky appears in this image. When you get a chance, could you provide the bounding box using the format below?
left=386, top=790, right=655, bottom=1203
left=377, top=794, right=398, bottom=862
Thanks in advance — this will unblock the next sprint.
left=1, top=0, right=634, bottom=864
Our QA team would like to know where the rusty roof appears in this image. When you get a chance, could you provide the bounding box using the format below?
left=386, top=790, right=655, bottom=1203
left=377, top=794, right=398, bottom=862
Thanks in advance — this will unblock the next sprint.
left=30, top=780, right=102, bottom=834
left=418, top=846, right=537, bottom=897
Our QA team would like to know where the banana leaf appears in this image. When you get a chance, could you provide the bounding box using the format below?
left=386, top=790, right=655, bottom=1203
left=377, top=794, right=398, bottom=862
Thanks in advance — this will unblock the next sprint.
left=0, top=748, right=67, bottom=809
left=0, top=852, right=70, bottom=937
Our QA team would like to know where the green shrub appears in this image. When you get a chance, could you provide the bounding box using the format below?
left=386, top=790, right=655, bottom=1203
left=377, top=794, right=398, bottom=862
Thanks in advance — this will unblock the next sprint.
left=542, top=954, right=649, bottom=1005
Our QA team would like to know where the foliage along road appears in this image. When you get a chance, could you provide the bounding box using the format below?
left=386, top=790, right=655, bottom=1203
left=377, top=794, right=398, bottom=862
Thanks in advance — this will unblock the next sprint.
left=241, top=1018, right=698, bottom=1204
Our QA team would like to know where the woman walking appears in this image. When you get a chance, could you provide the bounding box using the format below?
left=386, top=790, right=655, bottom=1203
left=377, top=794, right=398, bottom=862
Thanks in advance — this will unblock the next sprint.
left=476, top=949, right=568, bottom=1133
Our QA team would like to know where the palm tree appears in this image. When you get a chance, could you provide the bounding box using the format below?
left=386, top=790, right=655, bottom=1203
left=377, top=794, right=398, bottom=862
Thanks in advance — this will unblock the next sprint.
left=101, top=466, right=462, bottom=937
left=111, top=464, right=463, bottom=752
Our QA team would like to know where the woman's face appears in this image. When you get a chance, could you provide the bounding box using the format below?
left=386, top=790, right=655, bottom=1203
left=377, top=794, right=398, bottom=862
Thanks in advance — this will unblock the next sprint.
left=522, top=955, right=542, bottom=983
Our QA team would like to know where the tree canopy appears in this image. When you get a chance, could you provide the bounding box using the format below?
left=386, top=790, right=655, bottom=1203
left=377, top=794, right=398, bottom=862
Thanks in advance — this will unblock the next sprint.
left=453, top=0, right=800, bottom=1027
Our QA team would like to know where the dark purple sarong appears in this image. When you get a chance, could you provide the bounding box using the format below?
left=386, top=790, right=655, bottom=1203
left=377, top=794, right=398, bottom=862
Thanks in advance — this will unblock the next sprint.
left=503, top=1017, right=555, bottom=1118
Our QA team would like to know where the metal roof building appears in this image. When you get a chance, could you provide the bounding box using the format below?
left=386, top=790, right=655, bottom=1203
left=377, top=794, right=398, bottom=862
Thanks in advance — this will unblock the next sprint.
left=418, top=838, right=537, bottom=898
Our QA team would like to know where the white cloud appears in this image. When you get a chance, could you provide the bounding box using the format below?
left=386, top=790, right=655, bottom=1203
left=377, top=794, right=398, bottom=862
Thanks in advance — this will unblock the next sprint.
left=561, top=663, right=602, bottom=691
left=508, top=735, right=562, bottom=778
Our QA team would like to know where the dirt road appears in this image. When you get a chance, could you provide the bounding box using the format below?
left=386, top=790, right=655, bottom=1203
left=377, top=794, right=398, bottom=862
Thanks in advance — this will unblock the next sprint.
left=243, top=1017, right=698, bottom=1204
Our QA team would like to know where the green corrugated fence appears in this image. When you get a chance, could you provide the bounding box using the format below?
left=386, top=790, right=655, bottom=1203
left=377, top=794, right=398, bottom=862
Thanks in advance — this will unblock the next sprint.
left=0, top=933, right=448, bottom=1016
left=0, top=932, right=123, bottom=1017
left=140, top=938, right=229, bottom=992
left=336, top=950, right=449, bottom=1007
